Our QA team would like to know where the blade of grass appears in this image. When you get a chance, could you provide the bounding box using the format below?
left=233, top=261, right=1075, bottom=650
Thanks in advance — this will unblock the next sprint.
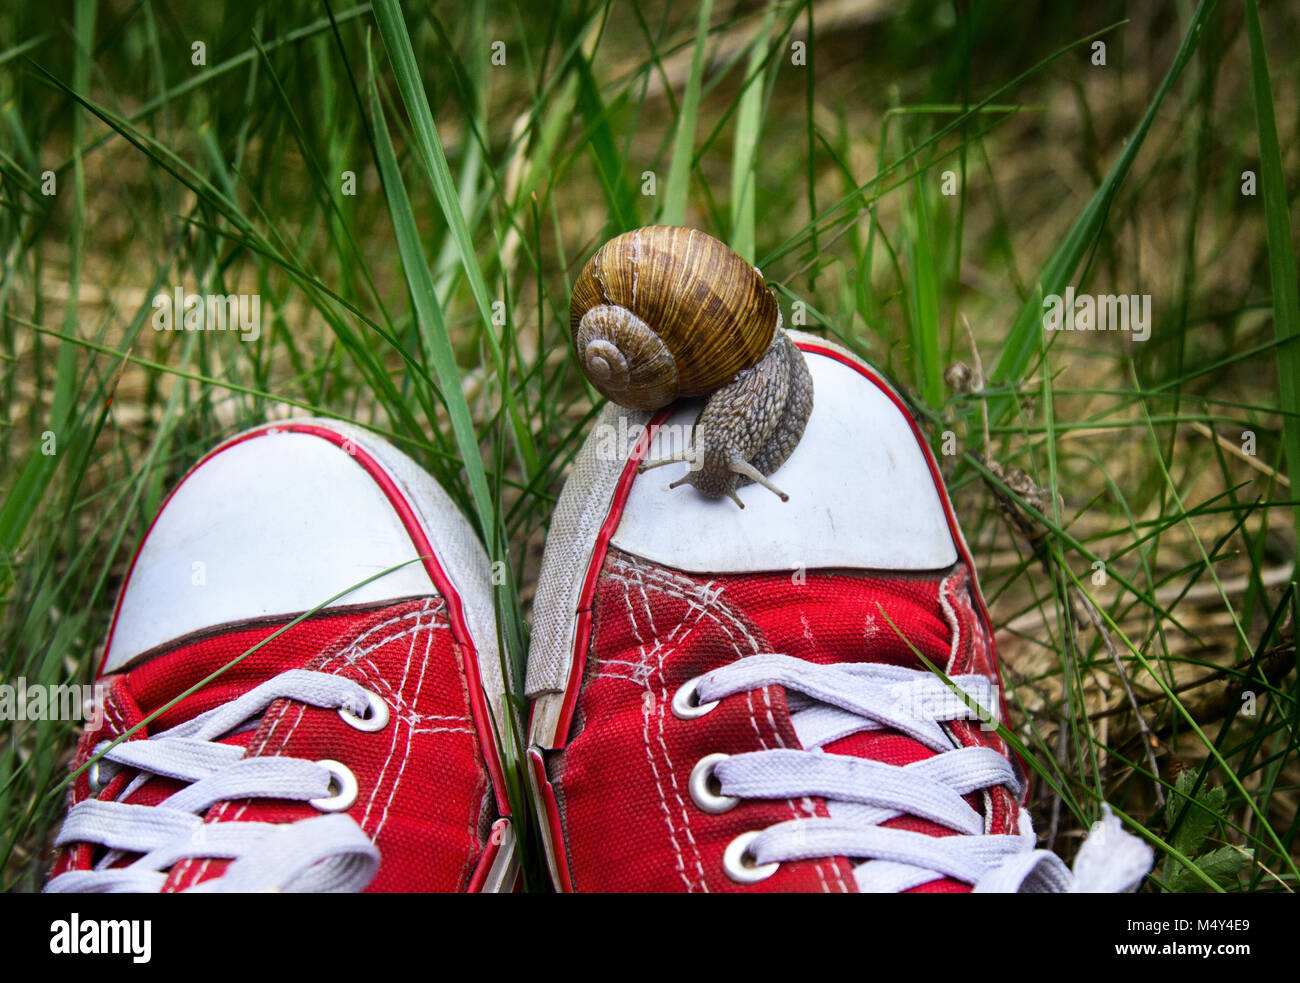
left=1244, top=0, right=1300, bottom=554
left=660, top=0, right=713, bottom=225
left=760, top=21, right=1126, bottom=269
left=0, top=2, right=94, bottom=589
left=728, top=1, right=775, bottom=262
left=904, top=163, right=943, bottom=409
left=988, top=1, right=1216, bottom=408
left=365, top=39, right=527, bottom=832
left=371, top=0, right=538, bottom=485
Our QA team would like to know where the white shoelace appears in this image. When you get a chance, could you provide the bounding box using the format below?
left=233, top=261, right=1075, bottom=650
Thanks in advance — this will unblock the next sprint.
left=46, top=670, right=381, bottom=893
left=695, top=653, right=1154, bottom=892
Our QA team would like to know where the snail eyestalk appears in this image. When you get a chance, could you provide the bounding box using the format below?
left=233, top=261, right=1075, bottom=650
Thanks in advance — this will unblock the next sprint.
left=728, top=459, right=790, bottom=502
left=638, top=449, right=695, bottom=473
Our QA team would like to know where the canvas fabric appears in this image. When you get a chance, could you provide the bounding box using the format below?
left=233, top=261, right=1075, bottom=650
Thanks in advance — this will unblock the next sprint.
left=48, top=597, right=493, bottom=892
left=543, top=548, right=1020, bottom=892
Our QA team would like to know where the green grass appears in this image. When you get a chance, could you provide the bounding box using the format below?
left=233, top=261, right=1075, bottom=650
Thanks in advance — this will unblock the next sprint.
left=1, top=0, right=1297, bottom=892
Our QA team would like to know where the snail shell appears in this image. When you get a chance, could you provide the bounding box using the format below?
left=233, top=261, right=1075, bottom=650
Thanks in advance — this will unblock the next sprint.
left=569, top=226, right=779, bottom=410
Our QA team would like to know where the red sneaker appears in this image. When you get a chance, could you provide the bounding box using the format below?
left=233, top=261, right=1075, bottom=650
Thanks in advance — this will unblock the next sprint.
left=46, top=420, right=516, bottom=892
left=526, top=332, right=1151, bottom=892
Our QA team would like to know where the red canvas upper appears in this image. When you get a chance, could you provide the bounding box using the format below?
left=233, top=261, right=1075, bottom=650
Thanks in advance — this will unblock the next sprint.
left=541, top=548, right=1020, bottom=892
left=49, top=598, right=496, bottom=892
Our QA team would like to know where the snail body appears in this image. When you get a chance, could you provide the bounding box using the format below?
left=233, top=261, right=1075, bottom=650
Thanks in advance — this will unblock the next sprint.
left=570, top=226, right=813, bottom=507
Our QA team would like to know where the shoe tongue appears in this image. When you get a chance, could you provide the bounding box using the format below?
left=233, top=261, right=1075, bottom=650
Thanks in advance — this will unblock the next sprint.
left=734, top=569, right=980, bottom=893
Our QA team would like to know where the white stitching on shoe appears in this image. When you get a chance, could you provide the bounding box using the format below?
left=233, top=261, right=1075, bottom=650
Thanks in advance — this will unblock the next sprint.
left=615, top=555, right=850, bottom=892
left=623, top=561, right=711, bottom=892
left=104, top=698, right=128, bottom=736
left=938, top=568, right=962, bottom=676
left=623, top=571, right=696, bottom=892
left=655, top=640, right=708, bottom=892
left=608, top=558, right=850, bottom=891
left=641, top=656, right=692, bottom=890
left=615, top=558, right=854, bottom=893
left=362, top=604, right=428, bottom=830
left=608, top=560, right=764, bottom=656
left=334, top=605, right=444, bottom=664
left=59, top=672, right=385, bottom=893
left=621, top=569, right=702, bottom=889
left=632, top=564, right=659, bottom=639
left=373, top=604, right=438, bottom=838
left=593, top=658, right=655, bottom=685
left=176, top=604, right=449, bottom=889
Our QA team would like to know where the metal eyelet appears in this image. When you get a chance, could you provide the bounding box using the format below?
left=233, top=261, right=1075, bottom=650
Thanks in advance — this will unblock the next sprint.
left=672, top=676, right=719, bottom=720
left=310, top=760, right=358, bottom=813
left=339, top=689, right=389, bottom=733
left=690, top=753, right=739, bottom=814
left=723, top=831, right=780, bottom=884
left=86, top=741, right=111, bottom=795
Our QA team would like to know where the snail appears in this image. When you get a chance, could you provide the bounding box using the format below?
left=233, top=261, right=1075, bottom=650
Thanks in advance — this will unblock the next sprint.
left=570, top=225, right=813, bottom=508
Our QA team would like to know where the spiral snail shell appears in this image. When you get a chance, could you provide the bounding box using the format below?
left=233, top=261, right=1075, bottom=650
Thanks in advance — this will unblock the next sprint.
left=570, top=226, right=779, bottom=409
left=570, top=225, right=814, bottom=507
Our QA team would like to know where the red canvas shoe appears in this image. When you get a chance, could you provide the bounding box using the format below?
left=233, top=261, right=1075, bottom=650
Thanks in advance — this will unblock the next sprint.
left=526, top=331, right=1152, bottom=893
left=46, top=420, right=516, bottom=892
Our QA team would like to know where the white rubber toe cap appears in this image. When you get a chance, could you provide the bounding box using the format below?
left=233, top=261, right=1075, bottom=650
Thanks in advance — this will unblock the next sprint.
left=611, top=341, right=959, bottom=573
left=103, top=423, right=458, bottom=674
left=526, top=333, right=967, bottom=737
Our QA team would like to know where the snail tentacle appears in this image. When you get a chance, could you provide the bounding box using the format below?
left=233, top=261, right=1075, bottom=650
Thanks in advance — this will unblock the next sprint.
left=638, top=448, right=696, bottom=472
left=728, top=458, right=790, bottom=502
